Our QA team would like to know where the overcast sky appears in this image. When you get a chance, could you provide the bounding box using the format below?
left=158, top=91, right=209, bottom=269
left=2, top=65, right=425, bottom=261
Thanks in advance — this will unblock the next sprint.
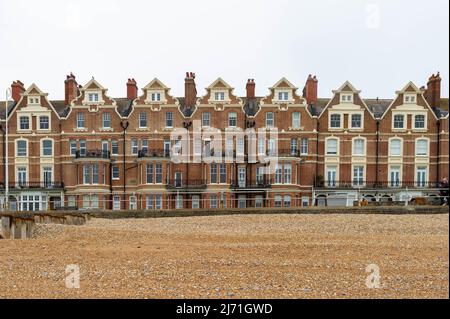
left=0, top=0, right=448, bottom=100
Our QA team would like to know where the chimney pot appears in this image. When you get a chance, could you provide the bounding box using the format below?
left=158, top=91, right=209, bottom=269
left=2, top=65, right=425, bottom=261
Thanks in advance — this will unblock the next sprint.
left=64, top=73, right=78, bottom=105
left=126, top=78, right=138, bottom=100
left=184, top=72, right=197, bottom=109
left=246, top=78, right=256, bottom=99
left=303, top=74, right=318, bottom=105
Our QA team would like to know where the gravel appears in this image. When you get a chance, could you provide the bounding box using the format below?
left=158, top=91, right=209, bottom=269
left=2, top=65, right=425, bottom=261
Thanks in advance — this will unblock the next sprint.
left=0, top=213, right=448, bottom=298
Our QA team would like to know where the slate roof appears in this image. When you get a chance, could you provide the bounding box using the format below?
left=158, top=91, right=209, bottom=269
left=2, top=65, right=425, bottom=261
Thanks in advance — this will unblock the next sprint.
left=0, top=96, right=448, bottom=120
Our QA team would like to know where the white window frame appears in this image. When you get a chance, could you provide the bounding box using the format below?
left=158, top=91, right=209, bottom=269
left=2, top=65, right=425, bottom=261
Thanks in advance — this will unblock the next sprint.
left=102, top=112, right=111, bottom=129
left=389, top=137, right=403, bottom=157
left=38, top=115, right=50, bottom=130
left=404, top=93, right=416, bottom=104
left=228, top=112, right=237, bottom=127
left=350, top=113, right=363, bottom=129
left=16, top=139, right=28, bottom=157
left=165, top=112, right=173, bottom=128
left=415, top=138, right=429, bottom=156
left=202, top=112, right=210, bottom=127
left=352, top=137, right=366, bottom=156
left=291, top=112, right=300, bottom=128
left=139, top=112, right=148, bottom=128
left=214, top=92, right=225, bottom=101
left=112, top=165, right=120, bottom=180
left=41, top=139, right=53, bottom=157
left=76, top=112, right=85, bottom=129
left=18, top=116, right=30, bottom=131
left=340, top=93, right=353, bottom=103
left=326, top=137, right=339, bottom=155
left=392, top=114, right=405, bottom=130
left=329, top=113, right=342, bottom=129
left=265, top=112, right=274, bottom=128
left=413, top=114, right=426, bottom=129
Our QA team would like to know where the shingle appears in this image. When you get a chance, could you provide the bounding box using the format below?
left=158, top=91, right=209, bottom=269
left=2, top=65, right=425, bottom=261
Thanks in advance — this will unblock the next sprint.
left=364, top=99, right=393, bottom=118
left=114, top=98, right=133, bottom=117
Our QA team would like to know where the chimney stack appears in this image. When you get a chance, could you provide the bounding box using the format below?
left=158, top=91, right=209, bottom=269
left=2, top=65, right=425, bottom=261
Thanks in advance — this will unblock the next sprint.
left=184, top=71, right=197, bottom=109
left=303, top=74, right=318, bottom=105
left=64, top=72, right=78, bottom=105
left=11, top=80, right=25, bottom=103
left=425, top=72, right=441, bottom=108
left=127, top=78, right=138, bottom=100
left=246, top=79, right=256, bottom=99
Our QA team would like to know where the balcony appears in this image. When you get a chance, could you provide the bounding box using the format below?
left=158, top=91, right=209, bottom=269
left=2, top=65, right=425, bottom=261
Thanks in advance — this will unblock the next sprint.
left=165, top=179, right=207, bottom=190
left=230, top=180, right=272, bottom=190
left=138, top=149, right=170, bottom=158
left=314, top=180, right=442, bottom=189
left=2, top=181, right=65, bottom=190
left=75, top=149, right=110, bottom=160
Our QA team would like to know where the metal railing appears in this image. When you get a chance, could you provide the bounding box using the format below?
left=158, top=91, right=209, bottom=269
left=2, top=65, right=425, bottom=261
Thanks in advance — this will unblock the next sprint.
left=230, top=180, right=272, bottom=189
left=314, top=180, right=443, bottom=189
left=165, top=179, right=207, bottom=189
left=75, top=149, right=110, bottom=159
left=138, top=149, right=170, bottom=158
left=2, top=181, right=65, bottom=189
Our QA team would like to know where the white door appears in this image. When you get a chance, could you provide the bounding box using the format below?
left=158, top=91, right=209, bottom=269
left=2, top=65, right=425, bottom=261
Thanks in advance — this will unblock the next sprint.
left=113, top=195, right=121, bottom=210
left=327, top=167, right=337, bottom=187
left=390, top=167, right=401, bottom=187
left=238, top=167, right=246, bottom=188
left=416, top=167, right=427, bottom=187
left=192, top=195, right=200, bottom=209
left=129, top=196, right=137, bottom=210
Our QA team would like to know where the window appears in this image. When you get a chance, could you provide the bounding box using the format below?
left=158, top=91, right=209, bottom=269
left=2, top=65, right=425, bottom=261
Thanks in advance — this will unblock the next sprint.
left=67, top=196, right=76, bottom=208
left=77, top=113, right=85, bottom=128
left=353, top=166, right=364, bottom=186
left=351, top=114, right=362, bottom=128
left=390, top=166, right=401, bottom=187
left=111, top=140, right=118, bottom=156
left=210, top=195, right=218, bottom=209
left=390, top=139, right=401, bottom=156
left=83, top=195, right=90, bottom=208
left=92, top=164, right=99, bottom=184
left=274, top=195, right=282, bottom=207
left=404, top=94, right=416, bottom=104
left=326, top=138, right=338, bottom=155
left=219, top=164, right=226, bottom=183
left=414, top=115, right=425, bottom=129
left=139, top=112, right=147, bottom=128
left=210, top=164, right=218, bottom=183
left=330, top=114, right=341, bottom=128
left=352, top=138, right=365, bottom=156
left=214, top=92, right=225, bottom=101
left=165, top=112, right=173, bottom=128
left=19, top=117, right=29, bottom=130
left=91, top=195, right=99, bottom=209
left=284, top=164, right=292, bottom=184
left=416, top=166, right=427, bottom=187
left=42, top=139, right=53, bottom=156
left=83, top=165, right=90, bottom=184
left=290, top=138, right=298, bottom=155
left=146, top=195, right=154, bottom=210
left=292, top=112, right=300, bottom=128
left=268, top=138, right=276, bottom=156
left=301, top=197, right=309, bottom=207
left=101, top=140, right=109, bottom=153
left=17, top=140, right=27, bottom=156
left=28, top=96, right=40, bottom=104
left=300, top=138, right=308, bottom=155
left=79, top=140, right=86, bottom=156
left=256, top=167, right=264, bottom=184
left=39, top=116, right=49, bottom=130
left=141, top=139, right=148, bottom=154
left=151, top=92, right=161, bottom=102
left=131, top=138, right=138, bottom=155
left=275, top=165, right=282, bottom=184
left=155, top=195, right=162, bottom=209
left=228, top=112, right=237, bottom=127
left=237, top=138, right=244, bottom=155
left=146, top=164, right=154, bottom=184
left=88, top=93, right=99, bottom=102
left=70, top=140, right=77, bottom=156
left=416, top=139, right=428, bottom=156
left=255, top=196, right=263, bottom=208
left=341, top=94, right=353, bottom=103
left=102, top=112, right=111, bottom=128
left=112, top=165, right=119, bottom=179
left=265, top=112, right=274, bottom=127
left=284, top=195, right=291, bottom=208
left=155, top=163, right=163, bottom=183
left=278, top=92, right=289, bottom=101
left=393, top=114, right=404, bottom=129
left=258, top=138, right=265, bottom=155
left=202, top=112, right=210, bottom=127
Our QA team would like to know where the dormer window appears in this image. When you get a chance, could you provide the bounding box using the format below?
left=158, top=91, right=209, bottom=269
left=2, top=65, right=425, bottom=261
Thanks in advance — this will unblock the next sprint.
left=88, top=93, right=99, bottom=102
left=214, top=92, right=225, bottom=101
left=404, top=94, right=416, bottom=104
left=278, top=92, right=289, bottom=101
left=151, top=92, right=161, bottom=102
left=28, top=96, right=40, bottom=105
left=341, top=93, right=353, bottom=103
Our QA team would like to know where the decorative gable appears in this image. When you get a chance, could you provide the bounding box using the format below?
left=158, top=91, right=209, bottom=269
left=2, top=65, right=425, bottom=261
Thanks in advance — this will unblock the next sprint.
left=143, top=78, right=169, bottom=104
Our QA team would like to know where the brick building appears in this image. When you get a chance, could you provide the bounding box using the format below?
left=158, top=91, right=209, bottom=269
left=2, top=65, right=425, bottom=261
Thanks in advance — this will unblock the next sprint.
left=0, top=72, right=448, bottom=211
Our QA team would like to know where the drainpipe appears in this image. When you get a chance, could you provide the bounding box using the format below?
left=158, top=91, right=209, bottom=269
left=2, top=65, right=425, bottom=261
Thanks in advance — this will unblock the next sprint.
left=375, top=120, right=380, bottom=186
left=436, top=120, right=441, bottom=185
left=120, top=121, right=129, bottom=209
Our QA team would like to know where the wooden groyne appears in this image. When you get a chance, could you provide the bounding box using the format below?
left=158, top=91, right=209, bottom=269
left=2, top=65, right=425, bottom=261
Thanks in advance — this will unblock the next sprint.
left=0, top=212, right=89, bottom=239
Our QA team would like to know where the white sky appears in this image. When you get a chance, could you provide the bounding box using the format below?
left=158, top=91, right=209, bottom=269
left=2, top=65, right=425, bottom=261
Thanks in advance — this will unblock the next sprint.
left=0, top=0, right=448, bottom=100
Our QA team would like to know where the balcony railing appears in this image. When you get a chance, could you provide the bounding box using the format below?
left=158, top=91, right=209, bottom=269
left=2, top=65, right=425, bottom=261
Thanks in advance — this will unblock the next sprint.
left=165, top=179, right=207, bottom=190
left=314, top=180, right=443, bottom=189
left=277, top=149, right=302, bottom=157
left=230, top=180, right=272, bottom=189
left=75, top=149, right=110, bottom=159
left=2, top=181, right=65, bottom=189
left=138, top=149, right=170, bottom=158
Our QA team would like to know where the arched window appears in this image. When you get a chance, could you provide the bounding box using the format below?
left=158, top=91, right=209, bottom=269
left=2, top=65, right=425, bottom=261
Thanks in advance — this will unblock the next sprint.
left=326, top=138, right=338, bottom=155
left=352, top=138, right=365, bottom=156
left=416, top=139, right=428, bottom=156
left=389, top=138, right=402, bottom=156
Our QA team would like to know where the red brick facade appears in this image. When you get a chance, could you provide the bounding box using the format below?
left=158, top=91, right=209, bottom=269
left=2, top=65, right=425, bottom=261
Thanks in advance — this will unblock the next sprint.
left=0, top=73, right=448, bottom=211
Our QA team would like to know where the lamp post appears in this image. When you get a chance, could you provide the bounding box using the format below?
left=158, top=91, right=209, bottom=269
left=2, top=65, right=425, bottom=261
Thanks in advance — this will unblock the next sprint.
left=4, top=88, right=11, bottom=211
